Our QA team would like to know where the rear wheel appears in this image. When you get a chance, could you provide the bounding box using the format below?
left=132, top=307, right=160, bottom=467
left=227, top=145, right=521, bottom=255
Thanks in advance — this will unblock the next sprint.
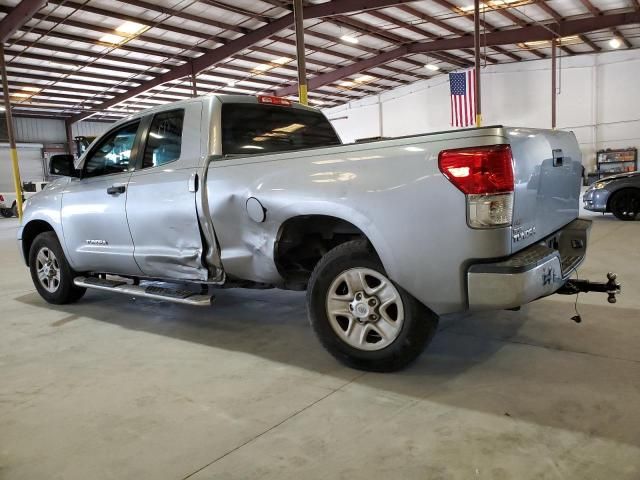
left=29, top=232, right=86, bottom=304
left=307, top=240, right=438, bottom=372
left=0, top=208, right=12, bottom=218
left=610, top=189, right=640, bottom=221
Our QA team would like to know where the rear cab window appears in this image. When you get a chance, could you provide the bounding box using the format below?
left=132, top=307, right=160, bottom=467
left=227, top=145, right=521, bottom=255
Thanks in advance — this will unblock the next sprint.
left=221, top=103, right=341, bottom=156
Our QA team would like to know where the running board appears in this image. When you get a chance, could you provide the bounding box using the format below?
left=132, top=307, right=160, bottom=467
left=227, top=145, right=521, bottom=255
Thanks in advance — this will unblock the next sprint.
left=73, top=276, right=214, bottom=306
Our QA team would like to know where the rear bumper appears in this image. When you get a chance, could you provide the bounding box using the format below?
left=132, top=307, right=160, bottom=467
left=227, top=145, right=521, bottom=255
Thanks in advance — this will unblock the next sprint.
left=467, top=218, right=591, bottom=311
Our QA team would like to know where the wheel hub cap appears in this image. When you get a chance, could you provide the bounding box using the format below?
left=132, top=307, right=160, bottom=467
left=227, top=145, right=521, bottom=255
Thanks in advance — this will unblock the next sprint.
left=326, top=268, right=404, bottom=351
left=35, top=247, right=61, bottom=293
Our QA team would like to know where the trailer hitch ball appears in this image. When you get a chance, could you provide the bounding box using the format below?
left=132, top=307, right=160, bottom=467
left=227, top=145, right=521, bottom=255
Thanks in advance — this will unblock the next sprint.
left=607, top=272, right=619, bottom=304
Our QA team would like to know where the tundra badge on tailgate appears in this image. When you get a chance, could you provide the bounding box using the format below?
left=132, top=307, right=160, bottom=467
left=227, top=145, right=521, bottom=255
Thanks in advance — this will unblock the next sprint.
left=512, top=225, right=536, bottom=242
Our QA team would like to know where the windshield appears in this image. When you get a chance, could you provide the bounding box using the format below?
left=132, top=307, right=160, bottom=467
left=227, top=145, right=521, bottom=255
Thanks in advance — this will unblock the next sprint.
left=221, top=104, right=341, bottom=155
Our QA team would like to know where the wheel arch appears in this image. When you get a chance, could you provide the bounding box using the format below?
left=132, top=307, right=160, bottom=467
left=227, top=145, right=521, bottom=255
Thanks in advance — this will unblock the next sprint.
left=21, top=220, right=56, bottom=266
left=606, top=186, right=640, bottom=212
left=273, top=213, right=391, bottom=287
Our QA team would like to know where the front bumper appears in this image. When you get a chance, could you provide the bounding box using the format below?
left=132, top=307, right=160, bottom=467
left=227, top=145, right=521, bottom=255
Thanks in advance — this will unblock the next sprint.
left=467, top=218, right=591, bottom=311
left=582, top=187, right=609, bottom=212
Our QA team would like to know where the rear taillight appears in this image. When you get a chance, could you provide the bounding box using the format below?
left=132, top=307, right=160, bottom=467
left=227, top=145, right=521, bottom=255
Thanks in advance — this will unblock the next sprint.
left=438, top=145, right=514, bottom=228
left=0, top=195, right=4, bottom=202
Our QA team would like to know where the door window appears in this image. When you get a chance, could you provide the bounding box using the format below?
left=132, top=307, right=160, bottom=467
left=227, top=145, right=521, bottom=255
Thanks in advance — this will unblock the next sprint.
left=83, top=121, right=140, bottom=178
left=142, top=109, right=184, bottom=169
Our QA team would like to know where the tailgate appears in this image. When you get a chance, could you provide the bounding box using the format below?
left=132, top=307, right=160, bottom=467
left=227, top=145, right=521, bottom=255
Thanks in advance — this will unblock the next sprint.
left=507, top=127, right=582, bottom=252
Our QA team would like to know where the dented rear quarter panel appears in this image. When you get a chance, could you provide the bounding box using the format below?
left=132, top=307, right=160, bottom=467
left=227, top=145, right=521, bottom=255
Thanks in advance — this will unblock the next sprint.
left=207, top=128, right=515, bottom=315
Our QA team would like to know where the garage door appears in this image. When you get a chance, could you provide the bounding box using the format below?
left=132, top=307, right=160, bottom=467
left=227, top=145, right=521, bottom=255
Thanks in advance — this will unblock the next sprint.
left=0, top=143, right=45, bottom=191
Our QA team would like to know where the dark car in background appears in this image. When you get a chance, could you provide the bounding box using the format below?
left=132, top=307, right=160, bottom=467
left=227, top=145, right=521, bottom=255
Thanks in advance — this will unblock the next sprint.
left=583, top=172, right=640, bottom=220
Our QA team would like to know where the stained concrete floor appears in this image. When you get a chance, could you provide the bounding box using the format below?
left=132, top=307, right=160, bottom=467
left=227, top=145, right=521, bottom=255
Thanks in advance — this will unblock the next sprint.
left=1, top=210, right=639, bottom=480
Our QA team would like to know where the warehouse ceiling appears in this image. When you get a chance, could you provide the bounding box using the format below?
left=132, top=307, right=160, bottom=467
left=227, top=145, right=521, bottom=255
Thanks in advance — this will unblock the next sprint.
left=0, top=0, right=639, bottom=123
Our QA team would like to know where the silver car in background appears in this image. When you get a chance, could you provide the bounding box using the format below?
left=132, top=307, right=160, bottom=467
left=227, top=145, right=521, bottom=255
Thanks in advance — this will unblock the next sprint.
left=583, top=172, right=640, bottom=220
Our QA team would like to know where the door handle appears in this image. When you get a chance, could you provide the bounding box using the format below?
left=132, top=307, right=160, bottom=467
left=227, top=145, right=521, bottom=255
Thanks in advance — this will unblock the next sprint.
left=107, top=184, right=126, bottom=195
left=552, top=149, right=564, bottom=167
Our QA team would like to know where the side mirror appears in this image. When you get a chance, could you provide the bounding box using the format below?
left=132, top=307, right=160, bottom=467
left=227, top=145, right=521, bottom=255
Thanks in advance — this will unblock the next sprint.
left=49, top=154, right=79, bottom=177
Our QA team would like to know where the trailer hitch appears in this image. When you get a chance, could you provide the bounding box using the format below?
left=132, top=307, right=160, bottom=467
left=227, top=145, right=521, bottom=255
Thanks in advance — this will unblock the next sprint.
left=557, top=272, right=621, bottom=304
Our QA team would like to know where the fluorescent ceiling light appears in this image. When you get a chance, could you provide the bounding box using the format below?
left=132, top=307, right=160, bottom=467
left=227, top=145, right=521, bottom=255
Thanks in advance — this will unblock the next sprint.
left=310, top=99, right=324, bottom=106
left=522, top=35, right=580, bottom=48
left=459, top=2, right=487, bottom=12
left=254, top=64, right=273, bottom=72
left=116, top=21, right=148, bottom=35
left=425, top=64, right=439, bottom=71
left=0, top=106, right=5, bottom=111
left=10, top=93, right=32, bottom=98
left=272, top=57, right=292, bottom=65
left=459, top=0, right=530, bottom=12
left=22, top=86, right=42, bottom=92
left=341, top=35, right=359, bottom=44
left=226, top=80, right=237, bottom=87
left=355, top=75, right=375, bottom=83
left=609, top=37, right=622, bottom=48
left=339, top=81, right=355, bottom=87
left=99, top=33, right=126, bottom=45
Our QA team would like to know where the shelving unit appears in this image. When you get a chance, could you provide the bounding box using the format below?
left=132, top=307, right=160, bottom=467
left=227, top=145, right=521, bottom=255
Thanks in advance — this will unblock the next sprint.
left=596, top=147, right=637, bottom=179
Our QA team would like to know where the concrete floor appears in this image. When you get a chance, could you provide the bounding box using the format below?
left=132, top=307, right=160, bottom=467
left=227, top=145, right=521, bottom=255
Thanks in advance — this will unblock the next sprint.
left=1, top=210, right=639, bottom=480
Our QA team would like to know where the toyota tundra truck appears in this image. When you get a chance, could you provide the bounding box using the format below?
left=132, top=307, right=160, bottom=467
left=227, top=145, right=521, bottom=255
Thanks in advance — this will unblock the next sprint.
left=17, top=94, right=618, bottom=371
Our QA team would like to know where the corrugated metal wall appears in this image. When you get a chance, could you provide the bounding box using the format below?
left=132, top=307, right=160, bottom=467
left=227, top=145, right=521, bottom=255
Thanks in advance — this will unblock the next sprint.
left=11, top=118, right=111, bottom=143
left=14, top=117, right=67, bottom=143
left=71, top=121, right=110, bottom=138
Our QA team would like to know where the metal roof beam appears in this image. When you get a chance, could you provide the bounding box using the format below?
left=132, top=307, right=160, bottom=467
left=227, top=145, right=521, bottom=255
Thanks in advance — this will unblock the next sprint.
left=428, top=0, right=548, bottom=58
left=0, top=0, right=47, bottom=42
left=396, top=4, right=524, bottom=62
left=276, top=10, right=640, bottom=96
left=575, top=0, right=633, bottom=48
left=529, top=1, right=600, bottom=51
left=367, top=10, right=499, bottom=64
left=68, top=0, right=416, bottom=122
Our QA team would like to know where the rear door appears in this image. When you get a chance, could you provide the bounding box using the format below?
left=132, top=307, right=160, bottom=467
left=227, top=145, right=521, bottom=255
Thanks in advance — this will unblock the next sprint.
left=508, top=127, right=583, bottom=251
left=125, top=104, right=208, bottom=281
left=61, top=120, right=143, bottom=275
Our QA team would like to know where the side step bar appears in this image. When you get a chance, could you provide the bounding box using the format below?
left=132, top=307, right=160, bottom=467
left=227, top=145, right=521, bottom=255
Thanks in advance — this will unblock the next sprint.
left=74, top=276, right=214, bottom=306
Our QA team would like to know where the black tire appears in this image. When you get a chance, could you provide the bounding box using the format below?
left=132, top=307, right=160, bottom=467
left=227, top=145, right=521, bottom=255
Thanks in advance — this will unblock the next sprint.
left=307, top=239, right=438, bottom=372
left=610, top=189, right=640, bottom=221
left=0, top=208, right=12, bottom=218
left=11, top=202, right=18, bottom=218
left=29, top=231, right=86, bottom=304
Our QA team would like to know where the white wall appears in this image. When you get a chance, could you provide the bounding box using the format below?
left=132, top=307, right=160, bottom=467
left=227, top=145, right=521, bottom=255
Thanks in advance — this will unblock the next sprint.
left=324, top=49, right=640, bottom=172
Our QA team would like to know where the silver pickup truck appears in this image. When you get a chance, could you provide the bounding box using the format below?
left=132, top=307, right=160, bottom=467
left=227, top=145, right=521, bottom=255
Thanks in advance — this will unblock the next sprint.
left=18, top=94, right=616, bottom=371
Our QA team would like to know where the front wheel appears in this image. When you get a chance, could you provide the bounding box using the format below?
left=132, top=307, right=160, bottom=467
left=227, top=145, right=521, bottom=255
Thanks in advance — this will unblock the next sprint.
left=610, top=189, right=640, bottom=221
left=29, top=232, right=86, bottom=304
left=307, top=240, right=438, bottom=372
left=0, top=208, right=13, bottom=218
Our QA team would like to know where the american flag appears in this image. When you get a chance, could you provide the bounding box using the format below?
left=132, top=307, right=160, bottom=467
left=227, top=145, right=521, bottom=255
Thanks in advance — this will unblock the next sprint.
left=450, top=69, right=476, bottom=127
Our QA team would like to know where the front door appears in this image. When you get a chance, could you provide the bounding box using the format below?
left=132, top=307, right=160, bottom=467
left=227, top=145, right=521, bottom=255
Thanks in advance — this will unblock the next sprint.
left=61, top=120, right=144, bottom=276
